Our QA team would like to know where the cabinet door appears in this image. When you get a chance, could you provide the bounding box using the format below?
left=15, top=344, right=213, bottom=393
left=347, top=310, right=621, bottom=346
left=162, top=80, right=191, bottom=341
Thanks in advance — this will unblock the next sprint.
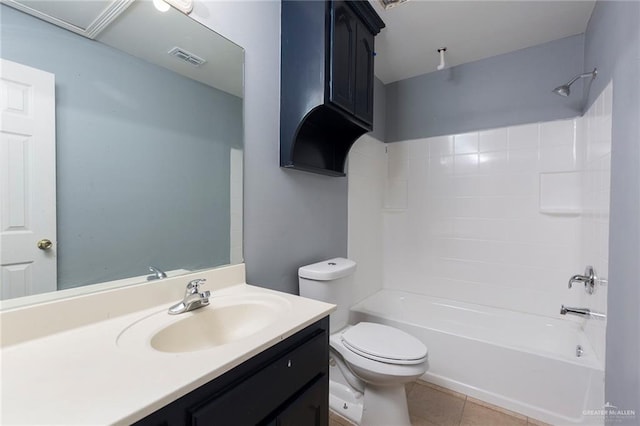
left=190, top=332, right=327, bottom=425
left=277, top=377, right=328, bottom=426
left=329, top=0, right=357, bottom=114
left=354, top=22, right=374, bottom=125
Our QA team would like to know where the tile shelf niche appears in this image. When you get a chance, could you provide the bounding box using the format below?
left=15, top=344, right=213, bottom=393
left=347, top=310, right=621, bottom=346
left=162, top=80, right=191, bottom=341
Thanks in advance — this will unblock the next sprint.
left=539, top=171, right=582, bottom=216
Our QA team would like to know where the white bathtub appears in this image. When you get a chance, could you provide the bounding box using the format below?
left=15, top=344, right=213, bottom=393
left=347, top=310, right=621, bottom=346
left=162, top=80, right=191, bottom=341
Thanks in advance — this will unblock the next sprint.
left=350, top=290, right=604, bottom=425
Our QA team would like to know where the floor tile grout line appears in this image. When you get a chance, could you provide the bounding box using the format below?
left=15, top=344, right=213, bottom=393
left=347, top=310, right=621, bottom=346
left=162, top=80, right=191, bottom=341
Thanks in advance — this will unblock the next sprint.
left=458, top=395, right=468, bottom=426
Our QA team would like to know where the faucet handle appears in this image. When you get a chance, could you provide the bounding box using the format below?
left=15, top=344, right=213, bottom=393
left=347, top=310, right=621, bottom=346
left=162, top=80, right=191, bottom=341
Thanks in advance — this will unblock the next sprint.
left=568, top=266, right=596, bottom=294
left=187, top=278, right=207, bottom=293
left=147, top=266, right=167, bottom=281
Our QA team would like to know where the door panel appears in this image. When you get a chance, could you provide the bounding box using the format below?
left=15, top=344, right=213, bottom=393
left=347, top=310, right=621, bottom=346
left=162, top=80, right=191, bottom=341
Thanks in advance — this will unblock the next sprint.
left=354, top=22, right=374, bottom=125
left=329, top=0, right=356, bottom=114
left=0, top=59, right=56, bottom=299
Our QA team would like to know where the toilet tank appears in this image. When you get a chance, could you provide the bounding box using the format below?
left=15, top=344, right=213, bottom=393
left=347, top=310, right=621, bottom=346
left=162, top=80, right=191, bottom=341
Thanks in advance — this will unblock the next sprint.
left=298, top=258, right=356, bottom=332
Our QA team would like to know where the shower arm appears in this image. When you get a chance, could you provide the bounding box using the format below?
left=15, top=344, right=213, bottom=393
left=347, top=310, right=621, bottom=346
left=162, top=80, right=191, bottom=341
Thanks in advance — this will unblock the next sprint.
left=566, top=70, right=597, bottom=87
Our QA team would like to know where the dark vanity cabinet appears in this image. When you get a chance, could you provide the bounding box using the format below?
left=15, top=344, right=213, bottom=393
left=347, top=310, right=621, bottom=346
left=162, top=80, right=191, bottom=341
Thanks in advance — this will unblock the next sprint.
left=280, top=0, right=385, bottom=176
left=134, top=318, right=329, bottom=426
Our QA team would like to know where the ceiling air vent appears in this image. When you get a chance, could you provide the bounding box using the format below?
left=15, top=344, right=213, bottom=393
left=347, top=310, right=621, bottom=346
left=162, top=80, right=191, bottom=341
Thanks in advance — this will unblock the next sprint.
left=378, top=0, right=410, bottom=10
left=168, top=46, right=207, bottom=67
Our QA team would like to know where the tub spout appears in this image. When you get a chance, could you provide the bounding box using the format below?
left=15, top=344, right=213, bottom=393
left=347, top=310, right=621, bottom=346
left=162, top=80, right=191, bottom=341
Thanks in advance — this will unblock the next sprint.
left=560, top=305, right=589, bottom=316
left=560, top=305, right=606, bottom=320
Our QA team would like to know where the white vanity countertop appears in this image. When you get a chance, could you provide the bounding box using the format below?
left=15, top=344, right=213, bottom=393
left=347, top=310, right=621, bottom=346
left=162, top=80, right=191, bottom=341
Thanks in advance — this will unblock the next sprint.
left=0, top=283, right=335, bottom=425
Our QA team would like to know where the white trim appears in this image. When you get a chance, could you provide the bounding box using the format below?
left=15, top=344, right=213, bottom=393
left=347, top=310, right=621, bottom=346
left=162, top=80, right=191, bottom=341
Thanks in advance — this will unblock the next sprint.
left=85, top=0, right=136, bottom=39
left=2, top=0, right=134, bottom=39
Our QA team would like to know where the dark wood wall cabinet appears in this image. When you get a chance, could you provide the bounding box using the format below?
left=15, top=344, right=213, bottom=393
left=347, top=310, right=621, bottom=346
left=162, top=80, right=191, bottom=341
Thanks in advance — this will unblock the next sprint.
left=280, top=0, right=385, bottom=176
left=134, top=318, right=329, bottom=426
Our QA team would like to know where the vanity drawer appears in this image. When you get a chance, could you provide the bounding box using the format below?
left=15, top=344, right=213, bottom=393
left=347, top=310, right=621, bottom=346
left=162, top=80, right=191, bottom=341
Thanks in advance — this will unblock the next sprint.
left=190, top=330, right=328, bottom=425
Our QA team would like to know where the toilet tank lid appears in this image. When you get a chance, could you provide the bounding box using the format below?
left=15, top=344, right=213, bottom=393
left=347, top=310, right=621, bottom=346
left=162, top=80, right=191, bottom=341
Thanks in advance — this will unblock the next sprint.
left=298, top=258, right=356, bottom=281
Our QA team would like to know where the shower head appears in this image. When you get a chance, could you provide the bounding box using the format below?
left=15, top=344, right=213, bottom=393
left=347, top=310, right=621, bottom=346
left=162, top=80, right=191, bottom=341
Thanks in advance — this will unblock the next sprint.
left=552, top=84, right=571, bottom=97
left=552, top=68, right=597, bottom=97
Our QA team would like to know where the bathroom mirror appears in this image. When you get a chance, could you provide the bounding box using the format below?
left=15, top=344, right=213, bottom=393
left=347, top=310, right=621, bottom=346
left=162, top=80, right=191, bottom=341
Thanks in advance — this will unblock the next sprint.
left=0, top=0, right=244, bottom=307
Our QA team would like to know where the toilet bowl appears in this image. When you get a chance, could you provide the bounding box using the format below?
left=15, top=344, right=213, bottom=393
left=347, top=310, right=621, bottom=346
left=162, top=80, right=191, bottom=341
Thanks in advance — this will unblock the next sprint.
left=331, top=323, right=428, bottom=425
left=298, top=258, right=428, bottom=426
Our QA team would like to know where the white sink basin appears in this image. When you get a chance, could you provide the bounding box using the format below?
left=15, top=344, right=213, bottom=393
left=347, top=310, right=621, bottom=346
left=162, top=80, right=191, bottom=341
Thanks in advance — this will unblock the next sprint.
left=116, top=292, right=292, bottom=353
left=151, top=303, right=281, bottom=352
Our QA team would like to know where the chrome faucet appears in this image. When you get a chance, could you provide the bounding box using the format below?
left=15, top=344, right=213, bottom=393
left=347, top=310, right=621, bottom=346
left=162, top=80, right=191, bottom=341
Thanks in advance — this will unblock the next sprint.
left=168, top=279, right=210, bottom=315
left=147, top=266, right=167, bottom=281
left=560, top=305, right=606, bottom=320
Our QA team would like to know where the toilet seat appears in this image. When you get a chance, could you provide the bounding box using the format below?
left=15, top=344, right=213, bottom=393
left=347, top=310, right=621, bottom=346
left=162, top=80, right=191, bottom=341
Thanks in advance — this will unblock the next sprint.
left=341, top=322, right=427, bottom=365
left=330, top=331, right=428, bottom=385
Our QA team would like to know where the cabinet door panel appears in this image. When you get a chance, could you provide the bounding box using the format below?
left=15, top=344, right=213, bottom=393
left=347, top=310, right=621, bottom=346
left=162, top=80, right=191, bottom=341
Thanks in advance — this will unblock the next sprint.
left=277, top=377, right=328, bottom=426
left=354, top=22, right=374, bottom=125
left=329, top=0, right=356, bottom=114
left=190, top=332, right=327, bottom=425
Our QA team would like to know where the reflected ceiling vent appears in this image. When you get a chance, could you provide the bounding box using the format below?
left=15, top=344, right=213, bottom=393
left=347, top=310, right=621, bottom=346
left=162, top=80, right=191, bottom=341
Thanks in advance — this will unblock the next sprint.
left=378, top=0, right=410, bottom=10
left=168, top=46, right=207, bottom=67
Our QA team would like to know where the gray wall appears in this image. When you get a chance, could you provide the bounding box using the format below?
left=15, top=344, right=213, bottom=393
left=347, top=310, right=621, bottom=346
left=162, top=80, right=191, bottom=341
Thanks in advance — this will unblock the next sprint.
left=1, top=5, right=242, bottom=289
left=386, top=34, right=585, bottom=142
left=370, top=77, right=387, bottom=142
left=584, top=1, right=640, bottom=422
left=192, top=1, right=348, bottom=295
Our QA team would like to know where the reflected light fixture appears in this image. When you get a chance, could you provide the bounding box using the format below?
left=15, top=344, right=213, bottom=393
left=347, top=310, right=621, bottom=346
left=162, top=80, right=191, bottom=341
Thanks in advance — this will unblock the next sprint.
left=153, top=0, right=170, bottom=13
left=152, top=0, right=194, bottom=15
left=379, top=0, right=410, bottom=10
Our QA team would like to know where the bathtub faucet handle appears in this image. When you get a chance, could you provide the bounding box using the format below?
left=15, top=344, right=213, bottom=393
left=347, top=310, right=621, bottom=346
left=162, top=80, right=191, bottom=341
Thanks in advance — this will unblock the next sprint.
left=567, top=266, right=597, bottom=294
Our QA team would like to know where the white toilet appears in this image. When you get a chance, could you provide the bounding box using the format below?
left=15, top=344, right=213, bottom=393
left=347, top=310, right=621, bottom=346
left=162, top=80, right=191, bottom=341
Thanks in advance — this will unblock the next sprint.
left=299, top=258, right=428, bottom=426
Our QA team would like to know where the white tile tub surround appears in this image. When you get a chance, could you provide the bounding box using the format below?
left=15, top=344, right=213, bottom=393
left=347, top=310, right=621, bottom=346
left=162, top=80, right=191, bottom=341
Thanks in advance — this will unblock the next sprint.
left=346, top=85, right=613, bottom=425
left=577, top=81, right=613, bottom=363
left=347, top=84, right=612, bottom=324
left=381, top=119, right=584, bottom=319
left=347, top=135, right=387, bottom=304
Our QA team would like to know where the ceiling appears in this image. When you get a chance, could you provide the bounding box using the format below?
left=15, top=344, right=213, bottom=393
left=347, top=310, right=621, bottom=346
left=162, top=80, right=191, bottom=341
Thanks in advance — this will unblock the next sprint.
left=370, top=0, right=596, bottom=84
left=96, top=1, right=243, bottom=97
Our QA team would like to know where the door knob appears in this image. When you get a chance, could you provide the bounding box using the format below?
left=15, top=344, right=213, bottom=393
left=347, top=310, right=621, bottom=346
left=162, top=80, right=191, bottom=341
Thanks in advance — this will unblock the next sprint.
left=37, top=239, right=53, bottom=250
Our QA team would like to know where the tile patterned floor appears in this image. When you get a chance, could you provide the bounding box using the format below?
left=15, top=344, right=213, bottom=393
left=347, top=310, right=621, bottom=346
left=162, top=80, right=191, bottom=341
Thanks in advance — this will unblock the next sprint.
left=329, top=381, right=552, bottom=426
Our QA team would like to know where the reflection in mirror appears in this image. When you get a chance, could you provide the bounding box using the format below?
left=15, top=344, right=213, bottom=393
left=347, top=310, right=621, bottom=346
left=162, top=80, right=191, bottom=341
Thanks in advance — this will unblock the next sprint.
left=0, top=1, right=244, bottom=307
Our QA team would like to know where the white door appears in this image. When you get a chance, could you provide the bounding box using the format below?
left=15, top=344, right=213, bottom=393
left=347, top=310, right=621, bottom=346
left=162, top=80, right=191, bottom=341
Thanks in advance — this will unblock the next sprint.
left=0, top=59, right=56, bottom=300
